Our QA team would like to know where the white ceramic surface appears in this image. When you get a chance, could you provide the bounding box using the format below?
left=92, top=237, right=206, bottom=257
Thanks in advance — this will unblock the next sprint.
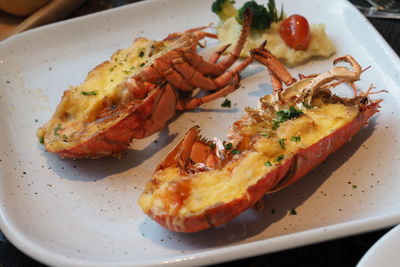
left=0, top=0, right=400, bottom=266
left=357, top=225, right=400, bottom=267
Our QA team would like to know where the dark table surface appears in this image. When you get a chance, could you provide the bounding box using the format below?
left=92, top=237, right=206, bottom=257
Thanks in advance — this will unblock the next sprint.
left=1, top=0, right=399, bottom=266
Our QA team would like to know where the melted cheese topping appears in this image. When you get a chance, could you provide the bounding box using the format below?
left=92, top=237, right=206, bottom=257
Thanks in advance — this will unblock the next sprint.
left=37, top=38, right=167, bottom=151
left=217, top=17, right=336, bottom=67
left=139, top=100, right=359, bottom=216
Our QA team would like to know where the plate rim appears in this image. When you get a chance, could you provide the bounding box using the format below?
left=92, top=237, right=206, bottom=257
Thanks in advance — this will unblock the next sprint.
left=357, top=224, right=400, bottom=267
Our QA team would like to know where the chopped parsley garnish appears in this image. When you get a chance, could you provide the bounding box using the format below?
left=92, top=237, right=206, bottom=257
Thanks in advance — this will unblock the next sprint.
left=352, top=184, right=357, bottom=189
left=224, top=142, right=233, bottom=150
left=272, top=106, right=303, bottom=130
left=272, top=120, right=280, bottom=130
left=81, top=91, right=97, bottom=96
left=231, top=149, right=241, bottom=154
left=138, top=51, right=145, bottom=57
left=275, top=154, right=285, bottom=162
left=221, top=98, right=231, bottom=108
left=272, top=120, right=281, bottom=130
left=278, top=138, right=286, bottom=149
left=289, top=208, right=297, bottom=215
left=109, top=67, right=115, bottom=72
left=291, top=136, right=301, bottom=142
left=53, top=124, right=62, bottom=136
left=130, top=66, right=135, bottom=70
left=39, top=136, right=44, bottom=144
left=139, top=63, right=145, bottom=67
left=123, top=70, right=131, bottom=75
left=261, top=133, right=270, bottom=137
left=110, top=79, right=114, bottom=82
left=302, top=102, right=312, bottom=109
left=264, top=161, right=272, bottom=167
left=62, top=135, right=69, bottom=142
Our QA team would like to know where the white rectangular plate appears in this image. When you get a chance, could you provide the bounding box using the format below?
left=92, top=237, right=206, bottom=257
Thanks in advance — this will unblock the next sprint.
left=1, top=0, right=400, bottom=266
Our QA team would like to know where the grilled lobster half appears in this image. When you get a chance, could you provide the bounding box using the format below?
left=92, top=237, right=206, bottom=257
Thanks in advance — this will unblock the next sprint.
left=37, top=11, right=254, bottom=159
left=139, top=50, right=382, bottom=233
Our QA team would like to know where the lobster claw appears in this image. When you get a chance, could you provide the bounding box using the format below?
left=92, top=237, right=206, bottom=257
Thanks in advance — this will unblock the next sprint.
left=156, top=126, right=221, bottom=173
left=132, top=82, right=178, bottom=139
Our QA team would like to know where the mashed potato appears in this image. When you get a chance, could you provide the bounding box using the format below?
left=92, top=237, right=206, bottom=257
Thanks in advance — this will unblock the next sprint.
left=217, top=17, right=336, bottom=67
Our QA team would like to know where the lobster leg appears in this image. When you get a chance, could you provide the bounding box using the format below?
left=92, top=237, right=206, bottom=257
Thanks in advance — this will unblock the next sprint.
left=163, top=24, right=214, bottom=41
left=171, top=57, right=252, bottom=91
left=208, top=44, right=231, bottom=64
left=268, top=68, right=283, bottom=96
left=181, top=9, right=252, bottom=77
left=250, top=45, right=296, bottom=86
left=176, top=74, right=240, bottom=110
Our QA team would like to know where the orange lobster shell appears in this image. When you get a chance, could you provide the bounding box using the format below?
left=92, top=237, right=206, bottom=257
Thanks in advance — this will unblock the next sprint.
left=139, top=54, right=382, bottom=233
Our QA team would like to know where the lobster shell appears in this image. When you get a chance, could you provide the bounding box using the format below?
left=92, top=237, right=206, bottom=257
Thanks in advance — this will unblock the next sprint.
left=143, top=101, right=380, bottom=232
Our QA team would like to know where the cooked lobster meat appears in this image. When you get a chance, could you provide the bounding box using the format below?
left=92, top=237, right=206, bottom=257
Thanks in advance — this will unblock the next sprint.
left=139, top=52, right=382, bottom=233
left=37, top=11, right=253, bottom=159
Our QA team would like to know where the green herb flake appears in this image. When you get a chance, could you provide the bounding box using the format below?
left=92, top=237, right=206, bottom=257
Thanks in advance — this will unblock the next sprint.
left=81, top=91, right=97, bottom=96
left=273, top=106, right=303, bottom=130
left=289, top=208, right=297, bottom=215
left=352, top=184, right=358, bottom=189
left=123, top=70, right=131, bottom=75
left=272, top=120, right=280, bottom=130
left=109, top=67, right=114, bottom=72
left=261, top=133, right=270, bottom=138
left=138, top=51, right=145, bottom=57
left=210, top=143, right=216, bottom=149
left=221, top=98, right=231, bottom=108
left=278, top=138, right=286, bottom=149
left=291, top=136, right=301, bottom=142
left=302, top=102, right=312, bottom=109
left=224, top=143, right=233, bottom=150
left=231, top=149, right=241, bottom=154
left=39, top=136, right=45, bottom=144
left=275, top=154, right=285, bottom=162
left=264, top=161, right=272, bottom=167
left=139, top=63, right=145, bottom=67
left=53, top=124, right=62, bottom=136
left=62, top=135, right=69, bottom=142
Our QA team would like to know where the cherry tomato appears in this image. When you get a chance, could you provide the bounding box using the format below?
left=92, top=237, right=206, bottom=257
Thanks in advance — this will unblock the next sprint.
left=279, top=14, right=311, bottom=51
